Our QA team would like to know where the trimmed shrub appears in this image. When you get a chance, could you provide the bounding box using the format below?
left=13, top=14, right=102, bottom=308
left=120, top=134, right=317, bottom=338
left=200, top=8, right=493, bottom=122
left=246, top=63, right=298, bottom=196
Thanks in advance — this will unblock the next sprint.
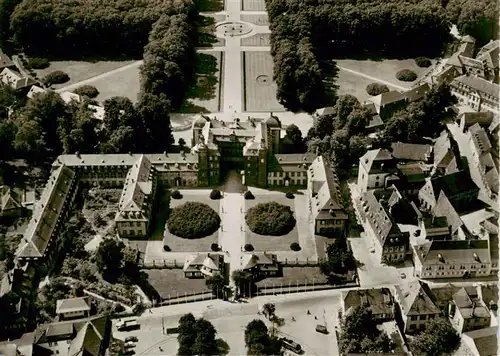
left=43, top=70, right=70, bottom=85
left=285, top=192, right=294, bottom=199
left=244, top=244, right=254, bottom=252
left=245, top=202, right=296, bottom=236
left=290, top=242, right=301, bottom=251
left=395, top=69, right=417, bottom=82
left=167, top=202, right=220, bottom=239
left=415, top=57, right=432, bottom=68
left=171, top=189, right=182, bottom=199
left=163, top=245, right=171, bottom=252
left=211, top=243, right=219, bottom=252
left=27, top=57, right=50, bottom=69
left=73, top=85, right=99, bottom=98
left=365, top=83, right=390, bottom=96
left=210, top=189, right=222, bottom=200
left=244, top=190, right=254, bottom=200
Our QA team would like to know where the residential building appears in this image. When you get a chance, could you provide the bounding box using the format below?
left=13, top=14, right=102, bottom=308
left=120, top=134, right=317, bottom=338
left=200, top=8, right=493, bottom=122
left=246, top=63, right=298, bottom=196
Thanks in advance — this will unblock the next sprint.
left=33, top=316, right=111, bottom=356
left=368, top=90, right=406, bottom=119
left=402, top=83, right=431, bottom=103
left=307, top=156, right=347, bottom=237
left=460, top=326, right=499, bottom=356
left=183, top=253, right=224, bottom=278
left=59, top=91, right=82, bottom=105
left=418, top=170, right=479, bottom=212
left=421, top=215, right=451, bottom=240
left=0, top=49, right=14, bottom=70
left=413, top=240, right=492, bottom=279
left=115, top=155, right=157, bottom=238
left=0, top=68, right=35, bottom=90
left=267, top=153, right=317, bottom=187
left=479, top=284, right=498, bottom=312
left=395, top=162, right=431, bottom=194
left=362, top=102, right=384, bottom=132
left=0, top=185, right=23, bottom=218
left=390, top=142, right=432, bottom=163
left=432, top=131, right=458, bottom=176
left=354, top=189, right=410, bottom=264
left=450, top=75, right=499, bottom=115
left=393, top=280, right=441, bottom=334
left=448, top=287, right=491, bottom=333
left=15, top=165, right=79, bottom=263
left=475, top=40, right=499, bottom=82
left=341, top=288, right=394, bottom=321
left=428, top=283, right=462, bottom=311
left=459, top=111, right=495, bottom=132
left=357, top=149, right=399, bottom=192
left=56, top=297, right=91, bottom=321
left=433, top=65, right=462, bottom=85
left=239, top=253, right=279, bottom=277
left=26, top=85, right=47, bottom=100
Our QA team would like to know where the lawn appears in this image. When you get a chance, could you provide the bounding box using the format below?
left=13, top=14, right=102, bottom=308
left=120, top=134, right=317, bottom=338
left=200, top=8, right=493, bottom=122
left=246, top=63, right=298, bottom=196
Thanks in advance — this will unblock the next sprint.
left=179, top=51, right=223, bottom=113
left=163, top=192, right=221, bottom=252
left=241, top=34, right=270, bottom=47
left=143, top=269, right=210, bottom=300
left=255, top=267, right=328, bottom=287
left=34, top=60, right=137, bottom=90
left=244, top=193, right=299, bottom=251
left=90, top=63, right=141, bottom=104
left=242, top=0, right=266, bottom=11
left=243, top=51, right=285, bottom=112
left=240, top=14, right=269, bottom=26
left=336, top=69, right=387, bottom=104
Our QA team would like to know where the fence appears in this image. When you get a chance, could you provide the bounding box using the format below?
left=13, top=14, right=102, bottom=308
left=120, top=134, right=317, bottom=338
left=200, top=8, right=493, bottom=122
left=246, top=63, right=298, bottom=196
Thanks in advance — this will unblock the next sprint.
left=158, top=292, right=215, bottom=306
left=140, top=260, right=183, bottom=269
left=280, top=258, right=325, bottom=267
left=255, top=279, right=359, bottom=297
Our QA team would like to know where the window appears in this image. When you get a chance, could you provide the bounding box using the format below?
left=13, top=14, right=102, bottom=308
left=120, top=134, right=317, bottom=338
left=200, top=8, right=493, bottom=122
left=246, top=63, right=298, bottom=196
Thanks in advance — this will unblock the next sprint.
left=410, top=316, right=417, bottom=321
left=420, top=315, right=426, bottom=320
left=291, top=172, right=295, bottom=177
left=136, top=222, right=141, bottom=227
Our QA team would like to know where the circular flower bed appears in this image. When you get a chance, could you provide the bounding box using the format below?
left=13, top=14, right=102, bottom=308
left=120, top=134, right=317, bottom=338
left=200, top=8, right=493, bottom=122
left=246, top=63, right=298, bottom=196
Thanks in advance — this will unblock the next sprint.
left=245, top=202, right=296, bottom=236
left=43, top=70, right=70, bottom=85
left=365, top=82, right=389, bottom=96
left=73, top=85, right=100, bottom=98
left=415, top=57, right=432, bottom=68
left=167, top=202, right=220, bottom=239
left=395, top=69, right=417, bottom=82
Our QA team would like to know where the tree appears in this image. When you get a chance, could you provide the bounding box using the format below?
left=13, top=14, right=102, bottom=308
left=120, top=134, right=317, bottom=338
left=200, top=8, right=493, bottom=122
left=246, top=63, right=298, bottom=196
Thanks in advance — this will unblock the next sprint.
left=245, top=202, right=296, bottom=236
left=205, top=273, right=225, bottom=297
left=12, top=118, right=46, bottom=162
left=95, top=238, right=125, bottom=275
left=262, top=303, right=276, bottom=320
left=167, top=202, right=221, bottom=239
left=366, top=83, right=389, bottom=96
left=192, top=318, right=218, bottom=355
left=320, top=238, right=356, bottom=280
left=136, top=92, right=174, bottom=152
left=244, top=319, right=282, bottom=356
left=178, top=313, right=197, bottom=356
left=410, top=317, right=461, bottom=356
left=232, top=270, right=253, bottom=297
left=346, top=107, right=371, bottom=136
left=335, top=95, right=360, bottom=128
left=178, top=138, right=186, bottom=150
left=282, top=124, right=305, bottom=153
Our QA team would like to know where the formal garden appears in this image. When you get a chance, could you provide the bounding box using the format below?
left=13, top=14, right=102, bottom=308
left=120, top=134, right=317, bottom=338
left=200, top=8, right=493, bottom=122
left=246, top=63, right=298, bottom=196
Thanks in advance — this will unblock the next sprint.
left=243, top=194, right=299, bottom=251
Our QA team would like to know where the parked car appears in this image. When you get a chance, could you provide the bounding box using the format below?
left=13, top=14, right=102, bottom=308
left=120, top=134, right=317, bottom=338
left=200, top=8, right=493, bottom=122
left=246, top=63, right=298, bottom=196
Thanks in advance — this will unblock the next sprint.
left=400, top=272, right=406, bottom=279
left=281, top=337, right=302, bottom=354
left=124, top=341, right=136, bottom=348
left=315, top=324, right=328, bottom=334
left=125, top=336, right=138, bottom=343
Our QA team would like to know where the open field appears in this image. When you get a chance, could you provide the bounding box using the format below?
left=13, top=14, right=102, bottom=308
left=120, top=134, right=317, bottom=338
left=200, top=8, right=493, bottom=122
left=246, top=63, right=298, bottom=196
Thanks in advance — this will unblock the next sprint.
left=242, top=0, right=266, bottom=11
left=240, top=14, right=269, bottom=26
left=244, top=193, right=299, bottom=251
left=335, top=58, right=434, bottom=90
left=182, top=51, right=223, bottom=113
left=163, top=193, right=221, bottom=252
left=241, top=33, right=270, bottom=46
left=143, top=269, right=209, bottom=299
left=243, top=51, right=284, bottom=112
left=336, top=69, right=389, bottom=104
left=34, top=60, right=136, bottom=90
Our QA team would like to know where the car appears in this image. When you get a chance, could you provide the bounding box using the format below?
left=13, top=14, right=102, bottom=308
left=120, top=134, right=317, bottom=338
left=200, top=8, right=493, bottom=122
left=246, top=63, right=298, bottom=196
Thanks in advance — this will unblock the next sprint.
left=400, top=272, right=406, bottom=279
left=315, top=324, right=328, bottom=334
left=124, top=341, right=136, bottom=348
left=125, top=336, right=138, bottom=343
left=369, top=248, right=375, bottom=253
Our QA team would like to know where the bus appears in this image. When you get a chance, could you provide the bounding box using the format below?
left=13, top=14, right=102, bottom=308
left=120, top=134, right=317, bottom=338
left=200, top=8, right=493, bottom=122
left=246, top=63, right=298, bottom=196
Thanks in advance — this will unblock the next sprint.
left=281, top=337, right=302, bottom=354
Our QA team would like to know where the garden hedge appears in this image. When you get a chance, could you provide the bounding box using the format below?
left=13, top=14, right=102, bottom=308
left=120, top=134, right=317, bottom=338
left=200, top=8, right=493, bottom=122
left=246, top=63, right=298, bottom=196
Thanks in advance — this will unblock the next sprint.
left=245, top=201, right=296, bottom=236
left=395, top=69, right=417, bottom=82
left=415, top=57, right=432, bottom=68
left=290, top=242, right=301, bottom=251
left=365, top=83, right=390, bottom=96
left=244, top=191, right=254, bottom=200
left=73, top=85, right=99, bottom=98
left=285, top=192, right=294, bottom=199
left=244, top=244, right=254, bottom=252
left=210, top=189, right=221, bottom=200
left=27, top=57, right=50, bottom=69
left=171, top=189, right=182, bottom=199
left=43, top=70, right=70, bottom=85
left=167, top=201, right=220, bottom=239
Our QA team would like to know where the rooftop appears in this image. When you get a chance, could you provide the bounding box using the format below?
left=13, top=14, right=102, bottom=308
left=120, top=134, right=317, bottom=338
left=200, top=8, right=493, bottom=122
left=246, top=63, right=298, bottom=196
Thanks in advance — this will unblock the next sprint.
left=453, top=75, right=500, bottom=100
left=394, top=280, right=440, bottom=316
left=390, top=142, right=432, bottom=162
left=56, top=297, right=91, bottom=315
left=413, top=239, right=491, bottom=266
left=342, top=288, right=393, bottom=316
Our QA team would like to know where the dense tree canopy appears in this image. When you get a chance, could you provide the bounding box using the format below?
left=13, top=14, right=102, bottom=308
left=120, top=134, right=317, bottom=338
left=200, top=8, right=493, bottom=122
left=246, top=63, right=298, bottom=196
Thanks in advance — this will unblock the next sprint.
left=410, top=317, right=460, bottom=356
left=320, top=238, right=356, bottom=280
left=244, top=319, right=282, bottom=356
left=245, top=202, right=296, bottom=236
left=167, top=202, right=221, bottom=239
left=177, top=314, right=221, bottom=356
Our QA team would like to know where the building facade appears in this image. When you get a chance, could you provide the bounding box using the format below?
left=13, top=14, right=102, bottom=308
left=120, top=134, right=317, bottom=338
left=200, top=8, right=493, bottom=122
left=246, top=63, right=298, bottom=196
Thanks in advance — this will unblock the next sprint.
left=357, top=149, right=399, bottom=192
left=450, top=75, right=499, bottom=115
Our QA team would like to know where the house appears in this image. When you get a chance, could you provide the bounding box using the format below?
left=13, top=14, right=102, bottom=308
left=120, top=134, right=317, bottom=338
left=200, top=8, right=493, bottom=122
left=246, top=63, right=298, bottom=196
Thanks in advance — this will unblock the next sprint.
left=0, top=68, right=35, bottom=90
left=467, top=123, right=499, bottom=198
left=314, top=107, right=335, bottom=118
left=268, top=153, right=317, bottom=187
left=341, top=288, right=394, bottom=321
left=362, top=102, right=384, bottom=132
left=56, top=297, right=91, bottom=321
left=33, top=316, right=111, bottom=356
left=394, top=162, right=431, bottom=194
left=393, top=280, right=441, bottom=334
left=413, top=240, right=492, bottom=279
left=239, top=253, right=279, bottom=277
left=432, top=65, right=462, bottom=85
left=429, top=283, right=462, bottom=311
left=418, top=170, right=479, bottom=212
left=479, top=284, right=498, bottom=312
left=354, top=189, right=409, bottom=264
left=432, top=131, right=457, bottom=176
left=183, top=253, right=224, bottom=278
left=390, top=142, right=432, bottom=163
left=450, top=75, right=499, bottom=115
left=26, top=85, right=47, bottom=100
left=421, top=215, right=451, bottom=240
left=16, top=165, right=79, bottom=263
left=475, top=40, right=499, bottom=82
left=402, top=83, right=431, bottom=103
left=60, top=91, right=82, bottom=104
left=448, top=287, right=491, bottom=333
left=357, top=149, right=399, bottom=192
left=115, top=155, right=157, bottom=238
left=459, top=111, right=495, bottom=132
left=0, top=185, right=23, bottom=218
left=368, top=91, right=406, bottom=119
left=307, top=156, right=348, bottom=237
left=460, top=326, right=499, bottom=356
left=0, top=49, right=14, bottom=70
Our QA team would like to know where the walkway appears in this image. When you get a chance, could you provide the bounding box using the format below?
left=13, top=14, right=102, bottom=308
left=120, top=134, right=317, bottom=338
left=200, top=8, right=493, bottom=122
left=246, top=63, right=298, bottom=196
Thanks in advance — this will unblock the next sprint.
left=218, top=192, right=246, bottom=288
